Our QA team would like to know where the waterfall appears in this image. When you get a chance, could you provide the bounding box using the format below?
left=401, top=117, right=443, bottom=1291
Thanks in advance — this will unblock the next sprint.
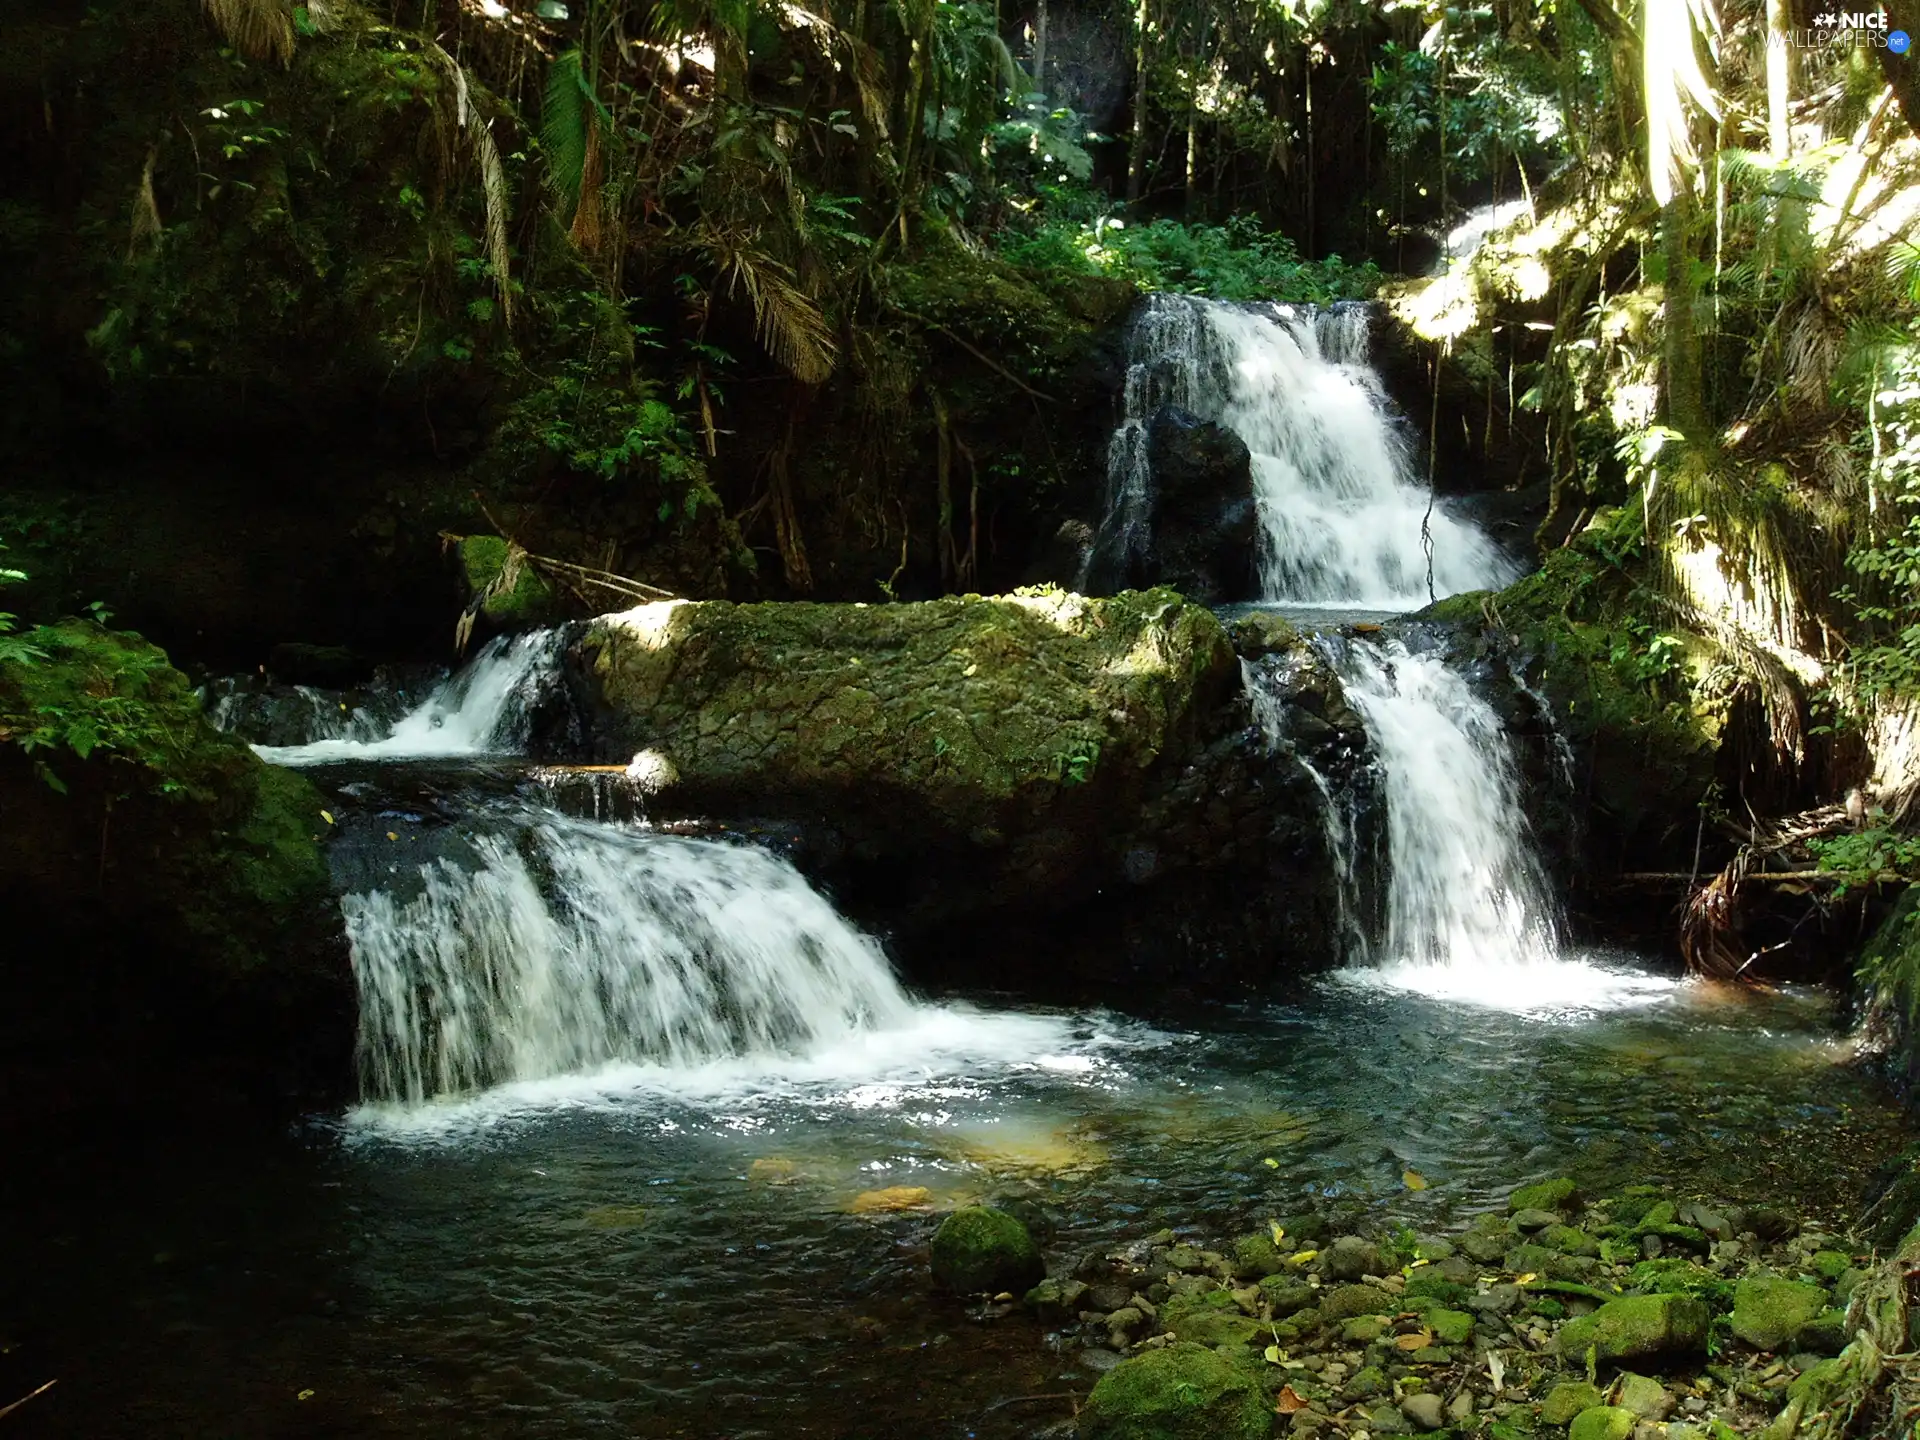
left=346, top=816, right=915, bottom=1106
left=252, top=630, right=564, bottom=766
left=1089, top=294, right=1517, bottom=607
left=1327, top=638, right=1559, bottom=970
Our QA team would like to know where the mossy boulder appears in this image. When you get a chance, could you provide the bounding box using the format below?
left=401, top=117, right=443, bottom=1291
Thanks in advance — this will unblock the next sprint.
left=928, top=1206, right=1044, bottom=1295
left=579, top=591, right=1234, bottom=828
left=1555, top=1294, right=1711, bottom=1365
left=1569, top=1406, right=1637, bottom=1440
left=460, top=535, right=560, bottom=627
left=1231, top=1231, right=1288, bottom=1279
left=1321, top=1284, right=1395, bottom=1320
left=1511, top=1179, right=1581, bottom=1214
left=1078, top=1342, right=1270, bottom=1440
left=1542, top=1382, right=1606, bottom=1424
left=1730, top=1274, right=1829, bottom=1351
left=1163, top=1290, right=1262, bottom=1348
left=0, top=622, right=350, bottom=1114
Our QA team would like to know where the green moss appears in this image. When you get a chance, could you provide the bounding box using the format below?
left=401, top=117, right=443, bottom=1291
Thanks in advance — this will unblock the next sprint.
left=1163, top=1290, right=1262, bottom=1348
left=1541, top=1383, right=1605, bottom=1425
left=1555, top=1294, right=1711, bottom=1365
left=0, top=621, right=335, bottom=979
left=1729, top=1275, right=1828, bottom=1351
left=1568, top=1406, right=1637, bottom=1440
left=1510, top=1179, right=1581, bottom=1214
left=582, top=590, right=1236, bottom=833
left=459, top=535, right=559, bottom=626
left=1078, top=1342, right=1270, bottom=1440
left=1230, top=1232, right=1287, bottom=1279
left=928, top=1206, right=1043, bottom=1295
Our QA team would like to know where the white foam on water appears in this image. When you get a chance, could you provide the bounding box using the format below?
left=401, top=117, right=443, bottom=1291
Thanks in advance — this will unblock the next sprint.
left=1326, top=954, right=1679, bottom=1016
left=253, top=630, right=562, bottom=765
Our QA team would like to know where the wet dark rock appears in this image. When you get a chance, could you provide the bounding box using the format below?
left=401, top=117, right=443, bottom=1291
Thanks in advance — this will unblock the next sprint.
left=1139, top=407, right=1259, bottom=606
left=1323, top=1236, right=1389, bottom=1280
left=929, top=1206, right=1044, bottom=1296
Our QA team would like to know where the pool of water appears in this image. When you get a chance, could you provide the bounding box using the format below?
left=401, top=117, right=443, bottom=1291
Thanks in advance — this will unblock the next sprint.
left=0, top=966, right=1903, bottom=1439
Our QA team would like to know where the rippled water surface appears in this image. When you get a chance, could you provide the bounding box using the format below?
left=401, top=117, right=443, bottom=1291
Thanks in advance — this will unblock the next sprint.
left=2, top=970, right=1904, bottom=1440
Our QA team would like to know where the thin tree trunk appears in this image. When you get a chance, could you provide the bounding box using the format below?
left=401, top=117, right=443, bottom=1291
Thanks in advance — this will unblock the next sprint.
left=1661, top=180, right=1708, bottom=437
left=1126, top=0, right=1150, bottom=206
left=1032, top=0, right=1047, bottom=96
left=1766, top=0, right=1790, bottom=162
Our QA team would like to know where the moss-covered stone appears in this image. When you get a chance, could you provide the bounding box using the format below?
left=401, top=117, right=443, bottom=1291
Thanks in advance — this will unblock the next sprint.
left=1730, top=1274, right=1829, bottom=1351
left=1078, top=1342, right=1269, bottom=1440
left=1230, top=1232, right=1288, bottom=1279
left=0, top=621, right=349, bottom=1110
left=1162, top=1289, right=1261, bottom=1348
left=461, top=535, right=560, bottom=627
left=1568, top=1406, right=1637, bottom=1440
left=1541, top=1382, right=1605, bottom=1425
left=579, top=590, right=1236, bottom=839
left=1511, top=1179, right=1581, bottom=1214
left=1555, top=1294, right=1711, bottom=1365
left=1424, top=1308, right=1475, bottom=1345
left=1321, top=1284, right=1394, bottom=1320
left=1258, top=1275, right=1315, bottom=1316
left=929, top=1206, right=1044, bottom=1295
left=1541, top=1225, right=1600, bottom=1257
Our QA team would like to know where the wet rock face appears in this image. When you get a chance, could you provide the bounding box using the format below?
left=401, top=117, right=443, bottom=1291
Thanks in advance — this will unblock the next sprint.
left=1142, top=407, right=1259, bottom=605
left=570, top=592, right=1357, bottom=996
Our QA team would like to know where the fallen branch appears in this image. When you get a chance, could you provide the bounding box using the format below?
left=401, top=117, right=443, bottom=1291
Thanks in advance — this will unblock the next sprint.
left=0, top=1379, right=56, bottom=1422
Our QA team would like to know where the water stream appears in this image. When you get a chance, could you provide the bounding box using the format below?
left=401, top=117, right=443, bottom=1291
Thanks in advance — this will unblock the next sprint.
left=18, top=299, right=1901, bottom=1437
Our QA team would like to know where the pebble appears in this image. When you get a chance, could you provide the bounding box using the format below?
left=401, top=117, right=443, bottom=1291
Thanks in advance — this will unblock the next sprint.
left=1400, top=1393, right=1446, bottom=1430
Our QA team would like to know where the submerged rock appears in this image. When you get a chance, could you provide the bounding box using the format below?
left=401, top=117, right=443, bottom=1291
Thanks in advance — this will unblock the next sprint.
left=929, top=1206, right=1044, bottom=1295
left=1077, top=1342, right=1270, bottom=1440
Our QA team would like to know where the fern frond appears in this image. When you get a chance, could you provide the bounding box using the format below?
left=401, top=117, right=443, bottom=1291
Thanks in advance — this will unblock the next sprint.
left=201, top=0, right=294, bottom=65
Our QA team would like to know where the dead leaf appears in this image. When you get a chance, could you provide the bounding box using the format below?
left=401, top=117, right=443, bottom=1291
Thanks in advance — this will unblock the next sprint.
left=319, top=810, right=334, bottom=825
left=1264, top=1344, right=1283, bottom=1364
left=1269, top=1220, right=1286, bottom=1244
left=1263, top=1157, right=1280, bottom=1169
left=1276, top=1385, right=1309, bottom=1413
left=1396, top=1331, right=1433, bottom=1351
left=1290, top=1249, right=1319, bottom=1265
left=1402, top=1169, right=1429, bottom=1190
left=387, top=831, right=399, bottom=841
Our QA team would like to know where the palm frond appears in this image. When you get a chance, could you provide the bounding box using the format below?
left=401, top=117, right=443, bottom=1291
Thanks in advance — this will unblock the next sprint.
left=1888, top=240, right=1920, bottom=305
left=1643, top=0, right=1720, bottom=203
left=128, top=149, right=162, bottom=259
left=201, top=0, right=294, bottom=65
left=427, top=44, right=515, bottom=322
left=542, top=49, right=592, bottom=212
left=711, top=237, right=837, bottom=384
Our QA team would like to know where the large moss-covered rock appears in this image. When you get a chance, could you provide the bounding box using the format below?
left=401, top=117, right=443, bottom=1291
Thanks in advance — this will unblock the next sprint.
left=928, top=1206, right=1044, bottom=1295
left=1078, top=1342, right=1270, bottom=1440
left=0, top=622, right=350, bottom=1119
left=578, top=588, right=1234, bottom=831
left=461, top=536, right=560, bottom=628
left=1556, top=1294, right=1710, bottom=1365
left=1731, top=1275, right=1829, bottom=1351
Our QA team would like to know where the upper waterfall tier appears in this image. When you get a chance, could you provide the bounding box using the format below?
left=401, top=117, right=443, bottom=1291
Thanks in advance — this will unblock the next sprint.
left=1090, top=294, right=1519, bottom=609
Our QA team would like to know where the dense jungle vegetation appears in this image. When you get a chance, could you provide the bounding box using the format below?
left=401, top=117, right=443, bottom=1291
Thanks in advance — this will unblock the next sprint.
left=2, top=0, right=1920, bottom=990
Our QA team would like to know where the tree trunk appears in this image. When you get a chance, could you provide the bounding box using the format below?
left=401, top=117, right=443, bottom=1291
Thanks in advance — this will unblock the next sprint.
left=1878, top=0, right=1920, bottom=139
left=1126, top=0, right=1150, bottom=206
left=1765, top=0, right=1791, bottom=162
left=1032, top=0, right=1047, bottom=97
left=1661, top=181, right=1708, bottom=438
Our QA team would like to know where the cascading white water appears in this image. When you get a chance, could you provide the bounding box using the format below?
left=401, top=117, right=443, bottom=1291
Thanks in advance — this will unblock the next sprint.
left=1090, top=294, right=1517, bottom=607
left=346, top=817, right=917, bottom=1106
left=1205, top=301, right=1515, bottom=605
left=1320, top=638, right=1671, bottom=1010
left=253, top=630, right=563, bottom=766
left=1331, top=639, right=1559, bottom=969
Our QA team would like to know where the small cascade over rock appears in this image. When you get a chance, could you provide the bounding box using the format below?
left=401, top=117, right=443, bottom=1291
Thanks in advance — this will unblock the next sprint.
left=1086, top=294, right=1518, bottom=607
left=1324, top=636, right=1561, bottom=970
left=250, top=630, right=568, bottom=766
left=346, top=814, right=914, bottom=1105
